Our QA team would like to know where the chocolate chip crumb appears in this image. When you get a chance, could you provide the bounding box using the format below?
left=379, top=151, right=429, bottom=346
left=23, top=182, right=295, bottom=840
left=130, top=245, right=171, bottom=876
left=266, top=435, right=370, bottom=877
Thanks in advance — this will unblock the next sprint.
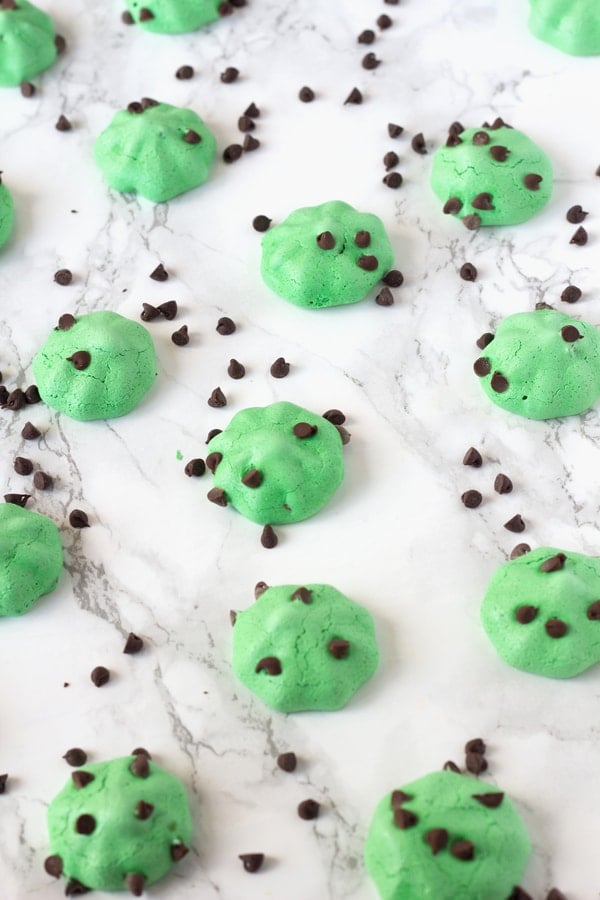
left=150, top=263, right=168, bottom=282
left=463, top=447, right=482, bottom=468
left=560, top=285, right=582, bottom=304
left=185, top=458, right=205, bottom=477
left=63, top=748, right=87, bottom=767
left=270, top=357, right=290, bottom=378
left=382, top=269, right=403, bottom=287
left=358, top=29, right=375, bottom=44
left=494, top=473, right=512, bottom=494
left=375, top=287, right=394, bottom=306
left=570, top=226, right=588, bottom=246
left=239, top=854, right=264, bottom=873
left=158, top=301, right=177, bottom=320
left=21, top=422, right=40, bottom=440
left=55, top=115, right=72, bottom=132
left=69, top=509, right=89, bottom=528
left=141, top=303, right=160, bottom=321
left=14, top=457, right=33, bottom=476
left=20, top=81, right=35, bottom=98
left=176, top=65, right=194, bottom=80
left=504, top=514, right=525, bottom=533
left=461, top=490, right=482, bottom=509
left=223, top=143, right=243, bottom=163
left=220, top=67, right=239, bottom=83
left=383, top=172, right=403, bottom=188
left=344, top=87, right=363, bottom=105
left=411, top=132, right=427, bottom=154
left=171, top=325, right=189, bottom=346
left=388, top=122, right=403, bottom=138
left=510, top=543, right=531, bottom=560
left=90, top=666, right=110, bottom=687
left=298, top=86, right=315, bottom=102
left=123, top=632, right=144, bottom=654
left=277, top=751, right=297, bottom=772
left=54, top=268, right=72, bottom=286
left=260, top=524, right=278, bottom=548
left=297, top=799, right=320, bottom=820
left=216, top=316, right=236, bottom=334
left=228, top=359, right=246, bottom=379
left=208, top=387, right=227, bottom=408
left=459, top=262, right=477, bottom=282
left=33, top=471, right=53, bottom=490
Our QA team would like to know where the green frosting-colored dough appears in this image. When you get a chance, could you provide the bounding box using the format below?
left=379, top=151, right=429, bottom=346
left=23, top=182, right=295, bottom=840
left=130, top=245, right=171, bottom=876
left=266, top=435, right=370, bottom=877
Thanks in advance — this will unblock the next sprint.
left=94, top=101, right=217, bottom=203
left=0, top=504, right=62, bottom=616
left=529, top=0, right=600, bottom=55
left=231, top=583, right=379, bottom=712
left=32, top=310, right=157, bottom=421
left=261, top=200, right=395, bottom=309
left=124, top=0, right=224, bottom=33
left=0, top=181, right=14, bottom=250
left=364, top=770, right=531, bottom=900
left=431, top=123, right=552, bottom=227
left=207, top=401, right=345, bottom=525
left=481, top=546, right=600, bottom=678
left=0, top=0, right=58, bottom=87
left=46, top=755, right=193, bottom=892
left=474, top=308, right=600, bottom=420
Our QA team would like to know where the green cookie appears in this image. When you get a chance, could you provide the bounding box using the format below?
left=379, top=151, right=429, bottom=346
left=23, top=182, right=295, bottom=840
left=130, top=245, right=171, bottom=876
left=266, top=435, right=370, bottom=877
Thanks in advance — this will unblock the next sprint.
left=473, top=307, right=600, bottom=420
left=0, top=0, right=59, bottom=87
left=431, top=122, right=552, bottom=228
left=481, top=547, right=600, bottom=678
left=231, top=583, right=379, bottom=712
left=364, top=770, right=531, bottom=900
left=33, top=310, right=157, bottom=421
left=94, top=100, right=217, bottom=203
left=0, top=504, right=62, bottom=616
left=0, top=180, right=14, bottom=250
left=529, top=0, right=600, bottom=55
left=206, top=401, right=345, bottom=525
left=261, top=200, right=395, bottom=309
left=45, top=754, right=193, bottom=894
left=123, top=0, right=226, bottom=33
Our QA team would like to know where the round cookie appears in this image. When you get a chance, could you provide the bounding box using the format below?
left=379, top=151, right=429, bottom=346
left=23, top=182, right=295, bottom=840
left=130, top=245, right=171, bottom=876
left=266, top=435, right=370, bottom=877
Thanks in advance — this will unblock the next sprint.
left=364, top=769, right=531, bottom=900
left=45, top=754, right=193, bottom=894
left=0, top=504, right=62, bottom=616
left=260, top=200, right=395, bottom=309
left=529, top=0, right=600, bottom=55
left=0, top=0, right=59, bottom=87
left=32, top=310, right=157, bottom=421
left=431, top=121, right=552, bottom=228
left=481, top=546, right=600, bottom=678
left=231, top=583, right=379, bottom=712
left=473, top=307, right=600, bottom=420
left=0, top=178, right=14, bottom=250
left=206, top=401, right=345, bottom=525
left=94, top=100, right=217, bottom=203
left=123, top=0, right=230, bottom=33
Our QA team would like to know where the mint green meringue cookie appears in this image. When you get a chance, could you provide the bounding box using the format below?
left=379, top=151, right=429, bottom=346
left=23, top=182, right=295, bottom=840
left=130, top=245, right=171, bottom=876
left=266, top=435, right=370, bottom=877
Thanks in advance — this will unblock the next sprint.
left=94, top=100, right=216, bottom=203
left=0, top=504, right=62, bottom=616
left=365, top=770, right=531, bottom=900
left=529, top=0, right=600, bottom=55
left=33, top=310, right=157, bottom=421
left=0, top=180, right=14, bottom=250
left=0, top=0, right=59, bottom=87
left=232, top=583, right=379, bottom=712
left=123, top=0, right=227, bottom=33
left=46, top=755, right=193, bottom=893
left=261, top=200, right=395, bottom=308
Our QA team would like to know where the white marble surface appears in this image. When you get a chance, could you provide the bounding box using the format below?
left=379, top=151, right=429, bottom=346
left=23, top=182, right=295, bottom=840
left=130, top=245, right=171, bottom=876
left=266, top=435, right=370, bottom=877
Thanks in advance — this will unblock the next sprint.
left=1, top=0, right=600, bottom=897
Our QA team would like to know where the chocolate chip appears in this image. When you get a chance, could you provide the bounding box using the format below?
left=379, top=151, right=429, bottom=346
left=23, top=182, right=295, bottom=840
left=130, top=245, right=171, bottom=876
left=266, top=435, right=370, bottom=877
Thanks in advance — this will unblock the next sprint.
left=270, top=357, right=290, bottom=378
left=67, top=351, right=91, bottom=370
left=344, top=87, right=363, bottom=105
left=443, top=760, right=461, bottom=773
left=448, top=121, right=465, bottom=136
left=130, top=754, right=150, bottom=778
left=328, top=638, right=350, bottom=659
left=171, top=843, right=189, bottom=862
left=465, top=738, right=486, bottom=754
left=64, top=878, right=90, bottom=895
left=218, top=1, right=233, bottom=15
left=33, top=471, right=53, bottom=490
left=141, top=303, right=160, bottom=321
left=291, top=587, right=312, bottom=604
left=508, top=891, right=534, bottom=900
left=388, top=122, right=403, bottom=138
left=139, top=6, right=154, bottom=20
left=256, top=656, right=282, bottom=675
left=20, top=81, right=35, bottom=97
left=217, top=316, right=236, bottom=333
left=223, top=143, right=243, bottom=163
left=566, top=205, right=588, bottom=224
left=158, top=300, right=178, bottom=320
left=450, top=840, right=475, bottom=861
left=377, top=13, right=393, bottom=28
left=75, top=814, right=96, bottom=835
left=56, top=115, right=72, bottom=132
left=293, top=422, right=317, bottom=438
left=4, top=494, right=30, bottom=507
left=69, top=509, right=89, bottom=528
left=135, top=801, right=154, bottom=819
left=207, top=487, right=227, bottom=507
left=21, top=422, right=40, bottom=440
left=570, top=226, right=588, bottom=246
left=472, top=193, right=493, bottom=211
left=244, top=102, right=260, bottom=118
left=411, top=132, right=427, bottom=154
left=242, top=468, right=262, bottom=487
left=472, top=131, right=490, bottom=145
left=54, top=268, right=73, bottom=286
left=239, top=854, right=264, bottom=873
left=131, top=748, right=152, bottom=759
left=561, top=324, right=583, bottom=342
left=375, top=287, right=394, bottom=306
left=546, top=618, right=568, bottom=638
left=362, top=52, right=381, bottom=70
left=560, top=285, right=582, bottom=304
left=357, top=255, right=378, bottom=271
left=504, top=514, right=525, bottom=533
left=141, top=97, right=159, bottom=109
left=238, top=115, right=255, bottom=133
left=389, top=789, right=410, bottom=806
left=443, top=197, right=463, bottom=215
left=358, top=28, right=375, bottom=44
left=587, top=601, right=600, bottom=620
left=466, top=752, right=487, bottom=775
left=254, top=581, right=268, bottom=598
left=205, top=452, right=222, bottom=474
left=460, top=262, right=477, bottom=282
left=382, top=269, right=403, bottom=287
left=393, top=808, right=418, bottom=828
left=243, top=134, right=260, bottom=152
left=494, top=473, right=512, bottom=494
left=445, top=133, right=462, bottom=147
left=297, top=799, right=320, bottom=820
left=515, top=605, right=538, bottom=624
left=473, top=792, right=504, bottom=807
left=208, top=387, right=227, bottom=408
left=14, top=456, right=33, bottom=476
left=206, top=429, right=222, bottom=444
left=63, top=748, right=87, bottom=767
left=127, top=101, right=144, bottom=115
left=489, top=116, right=511, bottom=129
left=383, top=172, right=403, bottom=188
left=183, top=458, right=205, bottom=479
left=125, top=873, right=147, bottom=896
left=463, top=447, right=482, bottom=467
left=510, top=543, right=531, bottom=560
left=524, top=173, right=542, bottom=190
left=536, top=302, right=554, bottom=311
left=323, top=409, right=345, bottom=425
left=316, top=231, right=335, bottom=250
left=489, top=146, right=510, bottom=163
left=90, top=666, right=110, bottom=687
left=229, top=609, right=237, bottom=626
left=473, top=357, right=491, bottom=376
left=491, top=371, right=509, bottom=392
left=183, top=129, right=202, bottom=144
left=540, top=553, right=566, bottom=573
left=260, top=524, right=278, bottom=548
left=220, top=67, right=239, bottom=83
left=123, top=632, right=144, bottom=654
left=71, top=771, right=94, bottom=789
left=545, top=891, right=567, bottom=900
left=44, top=856, right=63, bottom=878
left=150, top=263, right=168, bottom=282
left=335, top=424, right=351, bottom=445
left=298, top=86, right=315, bottom=102
left=355, top=230, right=371, bottom=248
left=176, top=64, right=194, bottom=80
left=461, top=490, right=482, bottom=509
left=424, top=828, right=448, bottom=854
left=5, top=388, right=25, bottom=410
left=171, top=325, right=189, bottom=346
left=277, top=751, right=297, bottom=772
left=462, top=213, right=481, bottom=230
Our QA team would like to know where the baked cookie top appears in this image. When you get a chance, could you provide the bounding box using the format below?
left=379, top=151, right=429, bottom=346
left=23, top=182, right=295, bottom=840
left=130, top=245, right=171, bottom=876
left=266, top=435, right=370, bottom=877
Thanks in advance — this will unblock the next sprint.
left=0, top=503, right=62, bottom=616
left=529, top=0, right=600, bottom=55
left=122, top=0, right=234, bottom=34
left=0, top=179, right=14, bottom=250
left=0, top=0, right=59, bottom=86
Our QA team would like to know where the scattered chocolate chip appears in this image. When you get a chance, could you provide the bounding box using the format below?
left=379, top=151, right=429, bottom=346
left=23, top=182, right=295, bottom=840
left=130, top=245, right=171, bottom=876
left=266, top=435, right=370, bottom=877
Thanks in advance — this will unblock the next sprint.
left=424, top=828, right=448, bottom=854
left=375, top=287, right=394, bottom=306
left=242, top=468, right=262, bottom=487
left=561, top=324, right=583, bottom=343
left=205, top=452, right=222, bottom=474
left=460, top=262, right=477, bottom=282
left=587, top=601, right=600, bottom=620
left=238, top=115, right=255, bottom=133
left=75, top=814, right=96, bottom=835
left=44, top=856, right=63, bottom=878
left=540, top=553, right=566, bottom=573
left=14, top=456, right=33, bottom=476
left=504, top=514, right=525, bottom=533
left=510, top=543, right=531, bottom=560
left=463, top=447, right=482, bottom=468
left=317, top=231, right=335, bottom=250
left=158, top=300, right=178, bottom=320
left=448, top=121, right=465, bottom=136
left=383, top=172, right=403, bottom=188
left=71, top=771, right=94, bottom=789
left=277, top=751, right=297, bottom=772
left=123, top=632, right=144, bottom=654
left=171, top=843, right=189, bottom=862
left=358, top=28, right=375, bottom=44
left=256, top=656, right=282, bottom=675
left=494, top=473, right=512, bottom=494
left=388, top=122, right=403, bottom=138
left=131, top=748, right=151, bottom=759
left=450, top=840, right=475, bottom=861
left=252, top=213, right=272, bottom=232
left=125, top=873, right=146, bottom=896
left=57, top=313, right=76, bottom=331
left=443, top=760, right=461, bottom=773
left=465, top=738, right=486, bottom=755
left=4, top=494, right=30, bottom=507
left=463, top=213, right=482, bottom=230
left=335, top=424, right=351, bottom=445
left=216, top=316, right=236, bottom=334
left=293, top=422, right=317, bottom=438
left=509, top=890, right=533, bottom=900
left=141, top=303, right=160, bottom=322
left=135, top=801, right=154, bottom=820
left=223, top=143, right=243, bottom=163
left=566, top=205, right=588, bottom=224
left=69, top=509, right=89, bottom=528
left=560, top=285, right=582, bottom=304
left=183, top=129, right=202, bottom=144
left=476, top=333, right=493, bottom=350
left=344, top=87, right=363, bottom=105
left=54, top=34, right=66, bottom=52
left=445, top=133, right=462, bottom=147
left=473, top=792, right=504, bottom=808
left=523, top=173, right=542, bottom=190
left=176, top=65, right=194, bottom=80
left=443, top=197, right=463, bottom=215
left=536, top=302, right=554, bottom=310
left=298, top=86, right=315, bottom=102
left=206, top=429, right=222, bottom=444
left=139, top=7, right=154, bottom=20
left=208, top=387, right=227, bottom=408
left=5, top=388, right=25, bottom=410
left=20, top=81, right=35, bottom=98
left=383, top=151, right=399, bottom=172
left=130, top=754, right=150, bottom=778
left=570, top=226, right=588, bottom=246
left=297, top=799, right=320, bottom=820
left=64, top=877, right=90, bottom=895
left=244, top=102, right=260, bottom=118
left=56, top=115, right=72, bottom=132
left=127, top=101, right=144, bottom=115
left=377, top=13, right=393, bottom=28
left=466, top=751, right=487, bottom=774
left=357, top=255, right=378, bottom=271
left=323, top=409, right=345, bottom=425
left=328, top=638, right=350, bottom=659
left=490, top=371, right=509, bottom=392
left=489, top=116, right=511, bottom=129
left=362, top=52, right=381, bottom=70
left=545, top=618, right=568, bottom=638
left=0, top=386, right=8, bottom=405
left=382, top=269, right=403, bottom=287
left=229, top=610, right=237, bottom=626
left=461, top=490, right=482, bottom=509
left=67, top=351, right=91, bottom=371
left=33, top=471, right=53, bottom=490
left=243, top=134, right=260, bottom=152
left=141, top=97, right=158, bottom=110
left=220, top=66, right=239, bottom=83
left=393, top=808, right=418, bottom=829
left=515, top=605, right=538, bottom=624
left=473, top=357, right=491, bottom=377
left=270, top=357, right=290, bottom=378
left=171, top=325, right=189, bottom=346
left=207, top=487, right=227, bottom=507
left=90, top=666, right=110, bottom=687
left=150, top=263, right=168, bottom=282
left=472, top=131, right=490, bottom=146
left=184, top=458, right=206, bottom=478
left=21, top=422, right=40, bottom=440
left=411, top=132, right=427, bottom=154
left=254, top=581, right=268, bottom=598
left=472, top=192, right=493, bottom=211
left=260, top=524, right=278, bottom=548
left=239, top=854, right=264, bottom=873
left=63, top=748, right=87, bottom=767
left=218, top=1, right=233, bottom=14
left=54, top=268, right=72, bottom=286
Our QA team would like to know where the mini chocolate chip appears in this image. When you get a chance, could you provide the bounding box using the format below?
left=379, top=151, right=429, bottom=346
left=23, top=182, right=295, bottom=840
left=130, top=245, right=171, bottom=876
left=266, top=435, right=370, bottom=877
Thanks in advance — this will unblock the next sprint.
left=509, top=891, right=534, bottom=900
left=14, top=457, right=33, bottom=476
left=566, top=205, right=588, bottom=224
left=229, top=610, right=237, bottom=626
left=125, top=873, right=146, bottom=896
left=256, top=656, right=282, bottom=675
left=465, top=738, right=486, bottom=754
left=491, top=371, right=509, bottom=392
left=561, top=285, right=582, bottom=304
left=69, top=509, right=89, bottom=528
left=561, top=324, right=583, bottom=343
left=205, top=452, right=222, bottom=474
left=465, top=751, right=487, bottom=775
left=510, top=543, right=531, bottom=560
left=388, top=122, right=403, bottom=138
left=141, top=303, right=160, bottom=321
left=64, top=878, right=90, bottom=895
left=0, top=386, right=10, bottom=405
left=489, top=117, right=511, bottom=129
left=460, top=262, right=477, bottom=282
left=239, top=854, right=264, bottom=873
left=443, top=197, right=463, bottom=215
left=382, top=269, right=403, bottom=287
left=220, top=67, right=239, bottom=83
left=389, top=790, right=410, bottom=806
left=33, top=471, right=53, bottom=490
left=277, top=751, right=297, bottom=772
left=218, top=1, right=233, bottom=15
left=207, top=487, right=227, bottom=506
left=63, top=748, right=87, bottom=767
left=54, top=268, right=73, bottom=285
left=90, top=666, right=110, bottom=687
left=131, top=748, right=152, bottom=759
left=206, top=429, right=222, bottom=444
left=44, top=855, right=63, bottom=878
left=383, top=172, right=403, bottom=188
left=411, top=132, right=427, bottom=154
left=317, top=231, right=335, bottom=250
left=297, top=799, right=320, bottom=820
left=252, top=213, right=272, bottom=232
left=176, top=65, right=194, bottom=80
left=171, top=843, right=189, bottom=862
left=377, top=13, right=393, bottom=28
left=394, top=808, right=418, bottom=829
left=57, top=313, right=76, bottom=332
left=504, top=514, right=525, bottom=533
left=344, top=87, right=362, bottom=105
left=443, top=760, right=461, bottom=773
left=357, top=255, right=378, bottom=271
left=449, top=121, right=464, bottom=136
left=183, top=129, right=201, bottom=144
left=270, top=357, right=290, bottom=378
left=293, top=422, right=317, bottom=438
left=5, top=388, right=25, bottom=410
left=20, top=81, right=35, bottom=97
left=298, top=86, right=315, bottom=102
left=472, top=192, right=493, bottom=211
left=55, top=33, right=67, bottom=54
left=71, top=771, right=94, bottom=789
left=375, top=287, right=394, bottom=306
left=127, top=101, right=144, bottom=114
left=473, top=357, right=491, bottom=376
left=67, top=351, right=91, bottom=370
left=323, top=409, right=345, bottom=425
left=540, top=553, right=566, bottom=573
left=545, top=618, right=568, bottom=638
left=473, top=792, right=504, bottom=807
left=56, top=115, right=72, bottom=132
left=587, top=601, right=600, bottom=620
left=141, top=97, right=159, bottom=109
left=328, top=638, right=350, bottom=659
left=489, top=145, right=509, bottom=162
left=463, top=447, right=482, bottom=467
left=424, top=828, right=448, bottom=854
left=171, top=325, right=189, bottom=346
left=242, top=468, right=262, bottom=488
left=4, top=494, right=30, bottom=507
left=335, top=424, right=351, bottom=445
left=355, top=230, right=371, bottom=248
left=515, top=605, right=538, bottom=624
left=130, top=754, right=150, bottom=778
left=446, top=133, right=462, bottom=147
left=362, top=52, right=381, bottom=70
left=472, top=131, right=490, bottom=145
left=291, top=587, right=312, bottom=604
left=123, top=632, right=144, bottom=654
left=139, top=6, right=154, bottom=19
left=524, top=173, right=542, bottom=190
left=150, top=263, right=168, bottom=282
left=451, top=840, right=475, bottom=861
left=244, top=102, right=259, bottom=118
left=75, top=814, right=96, bottom=835
left=570, top=226, right=588, bottom=246
left=358, top=28, right=375, bottom=44
left=21, top=422, right=40, bottom=440
left=223, top=143, right=243, bottom=163
left=135, top=801, right=154, bottom=819
left=243, top=134, right=260, bottom=152
left=494, top=473, right=512, bottom=494
left=254, top=581, right=269, bottom=598
left=185, top=458, right=206, bottom=478
left=217, top=316, right=236, bottom=334
left=536, top=302, right=554, bottom=311
left=260, top=524, right=278, bottom=548
left=158, top=300, right=177, bottom=320
left=461, top=490, right=482, bottom=509
left=208, top=387, right=227, bottom=408
left=238, top=115, right=255, bottom=133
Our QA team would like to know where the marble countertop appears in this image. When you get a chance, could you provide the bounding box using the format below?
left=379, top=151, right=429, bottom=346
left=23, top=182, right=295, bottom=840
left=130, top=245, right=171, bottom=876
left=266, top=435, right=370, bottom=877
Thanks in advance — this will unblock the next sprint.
left=1, top=0, right=600, bottom=897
